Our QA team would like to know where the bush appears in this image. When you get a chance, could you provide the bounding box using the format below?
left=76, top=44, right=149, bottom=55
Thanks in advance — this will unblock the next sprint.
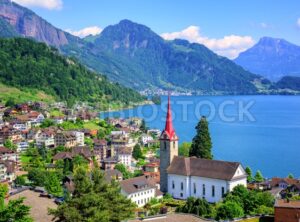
left=215, top=201, right=244, bottom=220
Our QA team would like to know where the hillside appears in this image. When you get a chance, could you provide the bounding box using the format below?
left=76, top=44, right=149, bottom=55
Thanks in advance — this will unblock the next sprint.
left=235, top=37, right=300, bottom=81
left=0, top=83, right=55, bottom=104
left=0, top=1, right=267, bottom=95
left=0, top=38, right=144, bottom=107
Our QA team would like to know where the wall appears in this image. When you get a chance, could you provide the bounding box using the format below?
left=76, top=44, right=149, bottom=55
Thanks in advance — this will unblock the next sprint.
left=275, top=207, right=300, bottom=222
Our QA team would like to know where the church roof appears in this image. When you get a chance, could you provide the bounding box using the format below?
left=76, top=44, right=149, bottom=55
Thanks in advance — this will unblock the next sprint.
left=167, top=156, right=244, bottom=181
left=161, top=95, right=176, bottom=139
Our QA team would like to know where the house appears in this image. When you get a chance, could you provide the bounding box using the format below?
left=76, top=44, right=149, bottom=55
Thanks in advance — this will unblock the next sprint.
left=53, top=146, right=93, bottom=168
left=15, top=104, right=30, bottom=114
left=0, top=126, right=22, bottom=142
left=17, top=141, right=29, bottom=152
left=101, top=157, right=119, bottom=170
left=0, top=160, right=16, bottom=182
left=143, top=162, right=160, bottom=188
left=271, top=177, right=300, bottom=189
left=52, top=116, right=64, bottom=125
left=0, top=146, right=17, bottom=162
left=140, top=134, right=154, bottom=146
left=275, top=199, right=300, bottom=222
left=159, top=96, right=247, bottom=203
left=104, top=169, right=123, bottom=182
left=94, top=139, right=109, bottom=162
left=54, top=131, right=78, bottom=148
left=117, top=147, right=132, bottom=169
left=36, top=128, right=56, bottom=148
left=120, top=176, right=163, bottom=207
left=71, top=131, right=84, bottom=146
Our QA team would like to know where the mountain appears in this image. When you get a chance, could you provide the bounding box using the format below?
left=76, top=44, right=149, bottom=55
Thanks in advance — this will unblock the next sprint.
left=0, top=1, right=266, bottom=94
left=0, top=38, right=144, bottom=107
left=0, top=0, right=81, bottom=47
left=79, top=20, right=263, bottom=94
left=275, top=76, right=300, bottom=91
left=234, top=37, right=300, bottom=81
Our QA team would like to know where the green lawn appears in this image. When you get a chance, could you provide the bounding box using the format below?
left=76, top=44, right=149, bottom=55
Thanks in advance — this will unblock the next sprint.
left=20, top=154, right=31, bottom=164
left=83, top=121, right=101, bottom=130
left=50, top=109, right=64, bottom=117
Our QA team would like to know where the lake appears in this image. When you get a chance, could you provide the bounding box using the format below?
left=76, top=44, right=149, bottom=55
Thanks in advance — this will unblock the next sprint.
left=101, top=95, right=300, bottom=178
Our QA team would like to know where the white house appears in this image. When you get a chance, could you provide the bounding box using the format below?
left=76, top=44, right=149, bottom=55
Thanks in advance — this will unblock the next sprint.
left=167, top=156, right=247, bottom=203
left=73, top=131, right=84, bottom=146
left=17, top=141, right=29, bottom=152
left=117, top=147, right=132, bottom=169
left=140, top=134, right=154, bottom=146
left=120, top=176, right=163, bottom=207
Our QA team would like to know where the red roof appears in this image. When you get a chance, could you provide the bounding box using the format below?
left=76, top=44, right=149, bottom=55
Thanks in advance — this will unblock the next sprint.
left=163, top=95, right=175, bottom=139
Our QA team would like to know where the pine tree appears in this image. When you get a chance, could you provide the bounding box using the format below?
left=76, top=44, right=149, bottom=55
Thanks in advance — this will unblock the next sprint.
left=245, top=166, right=253, bottom=182
left=189, top=116, right=213, bottom=159
left=254, top=170, right=264, bottom=182
left=49, top=167, right=135, bottom=221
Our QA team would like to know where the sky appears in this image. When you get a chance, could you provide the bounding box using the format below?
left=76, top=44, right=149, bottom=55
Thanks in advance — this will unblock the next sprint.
left=12, top=0, right=300, bottom=59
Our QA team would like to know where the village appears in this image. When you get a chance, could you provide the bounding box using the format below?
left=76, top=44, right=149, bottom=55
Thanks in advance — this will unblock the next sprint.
left=0, top=99, right=300, bottom=222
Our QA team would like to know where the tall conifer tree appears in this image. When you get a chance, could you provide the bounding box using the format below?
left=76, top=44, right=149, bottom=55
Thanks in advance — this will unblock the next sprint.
left=189, top=116, right=213, bottom=159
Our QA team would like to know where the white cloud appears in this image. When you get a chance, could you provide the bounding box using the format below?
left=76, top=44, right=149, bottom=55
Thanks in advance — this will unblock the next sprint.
left=13, top=0, right=63, bottom=10
left=161, top=26, right=255, bottom=59
left=66, top=26, right=102, bottom=38
left=297, top=18, right=300, bottom=28
left=260, top=22, right=268, bottom=29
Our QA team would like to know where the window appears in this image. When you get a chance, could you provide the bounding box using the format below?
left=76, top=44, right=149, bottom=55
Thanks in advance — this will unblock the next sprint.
left=172, top=181, right=175, bottom=189
left=212, top=185, right=215, bottom=197
left=180, top=193, right=183, bottom=198
left=173, top=141, right=176, bottom=148
left=164, top=141, right=167, bottom=149
left=193, top=183, right=196, bottom=194
left=181, top=182, right=184, bottom=191
left=202, top=184, right=205, bottom=196
left=222, top=187, right=225, bottom=197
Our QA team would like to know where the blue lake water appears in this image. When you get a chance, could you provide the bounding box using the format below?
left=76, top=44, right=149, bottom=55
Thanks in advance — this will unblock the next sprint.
left=101, top=96, right=300, bottom=178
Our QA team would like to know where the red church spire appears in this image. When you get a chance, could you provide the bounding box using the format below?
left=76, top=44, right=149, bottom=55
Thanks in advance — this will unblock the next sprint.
left=164, top=93, right=175, bottom=139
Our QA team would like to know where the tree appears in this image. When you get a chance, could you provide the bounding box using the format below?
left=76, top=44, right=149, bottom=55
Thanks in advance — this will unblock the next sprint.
left=215, top=201, right=244, bottom=220
left=189, top=116, right=212, bottom=159
left=40, top=118, right=55, bottom=128
left=49, top=167, right=135, bottom=222
left=132, top=144, right=143, bottom=160
left=5, top=98, right=15, bottom=107
left=245, top=166, right=253, bottom=182
left=114, top=163, right=132, bottom=179
left=4, top=139, right=17, bottom=151
left=176, top=197, right=212, bottom=217
left=254, top=170, right=264, bottom=182
left=0, top=184, right=32, bottom=222
left=288, top=173, right=294, bottom=179
left=45, top=173, right=63, bottom=197
left=179, top=142, right=191, bottom=157
left=15, top=176, right=26, bottom=186
left=140, top=119, right=147, bottom=133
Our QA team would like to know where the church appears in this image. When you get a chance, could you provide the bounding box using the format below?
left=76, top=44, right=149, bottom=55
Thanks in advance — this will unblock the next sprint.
left=159, top=96, right=247, bottom=203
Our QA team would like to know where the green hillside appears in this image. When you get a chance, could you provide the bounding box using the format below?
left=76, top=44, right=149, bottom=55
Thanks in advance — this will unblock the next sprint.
left=0, top=38, right=144, bottom=107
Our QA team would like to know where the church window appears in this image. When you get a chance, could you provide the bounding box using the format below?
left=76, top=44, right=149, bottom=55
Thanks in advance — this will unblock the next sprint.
left=172, top=181, right=175, bottom=189
left=181, top=182, right=184, bottom=190
left=222, top=187, right=225, bottom=197
left=173, top=141, right=175, bottom=148
left=193, top=183, right=196, bottom=194
left=164, top=141, right=167, bottom=149
left=202, top=184, right=206, bottom=196
left=180, top=193, right=183, bottom=198
left=212, top=185, right=215, bottom=197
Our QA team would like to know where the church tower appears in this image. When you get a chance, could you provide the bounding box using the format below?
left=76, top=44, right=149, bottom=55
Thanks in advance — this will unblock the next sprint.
left=159, top=95, right=178, bottom=193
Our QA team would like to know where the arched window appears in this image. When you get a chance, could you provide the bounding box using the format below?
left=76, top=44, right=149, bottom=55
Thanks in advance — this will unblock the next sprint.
left=202, top=184, right=206, bottom=196
left=193, top=183, right=196, bottom=194
left=172, top=181, right=175, bottom=189
left=212, top=185, right=215, bottom=197
left=181, top=182, right=184, bottom=190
